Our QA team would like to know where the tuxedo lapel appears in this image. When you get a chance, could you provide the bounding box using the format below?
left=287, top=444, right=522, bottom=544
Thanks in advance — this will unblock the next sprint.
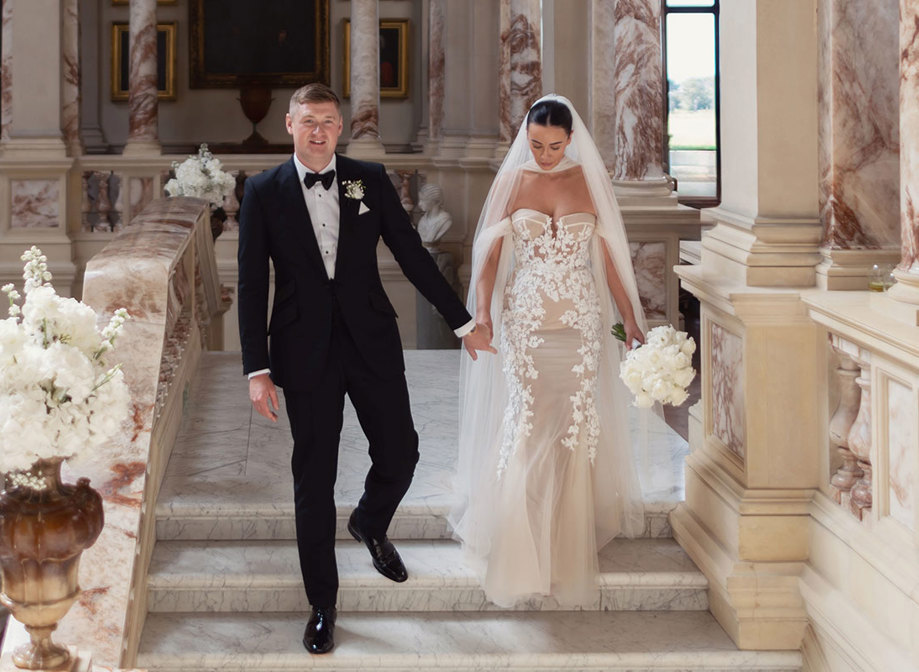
left=277, top=159, right=329, bottom=281
left=333, top=155, right=361, bottom=279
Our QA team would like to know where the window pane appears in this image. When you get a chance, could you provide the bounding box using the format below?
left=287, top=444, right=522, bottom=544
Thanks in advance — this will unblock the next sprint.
left=666, top=0, right=715, bottom=7
left=666, top=13, right=717, bottom=197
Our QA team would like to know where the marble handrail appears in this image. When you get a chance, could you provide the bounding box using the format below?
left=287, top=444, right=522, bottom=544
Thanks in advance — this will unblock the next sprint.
left=37, top=197, right=229, bottom=667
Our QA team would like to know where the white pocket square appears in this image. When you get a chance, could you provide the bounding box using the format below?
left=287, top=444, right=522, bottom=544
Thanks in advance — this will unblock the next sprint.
left=358, top=202, right=370, bottom=215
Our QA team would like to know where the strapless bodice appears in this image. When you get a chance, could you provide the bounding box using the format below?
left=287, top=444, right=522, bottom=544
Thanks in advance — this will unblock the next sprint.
left=509, top=208, right=596, bottom=272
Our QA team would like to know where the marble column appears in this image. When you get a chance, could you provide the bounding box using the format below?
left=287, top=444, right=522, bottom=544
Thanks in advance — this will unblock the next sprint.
left=816, top=0, right=900, bottom=289
left=612, top=0, right=665, bottom=181
left=1, top=0, right=12, bottom=142
left=122, top=0, right=160, bottom=155
left=347, top=0, right=384, bottom=157
left=590, top=0, right=617, bottom=171
left=428, top=0, right=446, bottom=145
left=696, top=0, right=821, bottom=287
left=62, top=0, right=82, bottom=156
left=889, top=0, right=919, bottom=304
left=498, top=0, right=542, bottom=144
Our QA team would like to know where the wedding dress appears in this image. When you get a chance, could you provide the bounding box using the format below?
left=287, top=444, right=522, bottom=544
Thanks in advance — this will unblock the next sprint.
left=450, top=96, right=647, bottom=609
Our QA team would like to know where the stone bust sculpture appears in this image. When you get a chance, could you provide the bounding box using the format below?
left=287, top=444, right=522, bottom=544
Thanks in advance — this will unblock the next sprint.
left=416, top=183, right=452, bottom=247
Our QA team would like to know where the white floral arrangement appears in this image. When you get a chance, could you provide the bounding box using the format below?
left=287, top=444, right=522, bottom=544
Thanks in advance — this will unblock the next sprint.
left=0, top=247, right=132, bottom=479
left=614, top=323, right=696, bottom=408
left=164, top=143, right=236, bottom=208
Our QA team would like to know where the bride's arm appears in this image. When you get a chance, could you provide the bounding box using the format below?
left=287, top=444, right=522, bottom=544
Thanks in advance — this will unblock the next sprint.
left=601, top=242, right=645, bottom=347
left=475, top=238, right=503, bottom=338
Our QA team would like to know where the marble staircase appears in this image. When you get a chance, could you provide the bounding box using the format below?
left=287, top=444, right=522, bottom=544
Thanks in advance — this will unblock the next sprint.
left=136, top=352, right=802, bottom=671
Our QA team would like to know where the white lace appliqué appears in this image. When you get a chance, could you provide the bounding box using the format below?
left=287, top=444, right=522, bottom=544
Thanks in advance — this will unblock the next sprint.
left=497, top=212, right=602, bottom=474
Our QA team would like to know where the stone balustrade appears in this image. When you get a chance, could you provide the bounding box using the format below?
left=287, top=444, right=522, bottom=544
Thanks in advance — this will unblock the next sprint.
left=0, top=197, right=230, bottom=667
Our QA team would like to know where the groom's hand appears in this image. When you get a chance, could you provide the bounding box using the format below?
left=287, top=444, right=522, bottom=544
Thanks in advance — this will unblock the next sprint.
left=462, top=322, right=497, bottom=361
left=249, top=373, right=279, bottom=422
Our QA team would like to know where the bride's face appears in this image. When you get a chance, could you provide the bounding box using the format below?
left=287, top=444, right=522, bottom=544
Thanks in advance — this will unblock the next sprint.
left=527, top=123, right=572, bottom=171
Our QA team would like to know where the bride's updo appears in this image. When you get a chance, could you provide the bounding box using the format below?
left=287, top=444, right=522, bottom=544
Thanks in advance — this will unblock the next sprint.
left=526, top=99, right=573, bottom=135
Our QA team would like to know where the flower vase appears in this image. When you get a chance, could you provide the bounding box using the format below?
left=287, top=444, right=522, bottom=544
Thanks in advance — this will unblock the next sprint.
left=0, top=459, right=104, bottom=670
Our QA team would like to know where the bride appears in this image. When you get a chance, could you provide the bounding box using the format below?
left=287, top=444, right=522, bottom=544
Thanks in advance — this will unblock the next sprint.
left=450, top=95, right=648, bottom=608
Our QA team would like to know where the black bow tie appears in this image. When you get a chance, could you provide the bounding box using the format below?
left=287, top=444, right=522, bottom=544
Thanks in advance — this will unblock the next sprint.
left=304, top=170, right=335, bottom=190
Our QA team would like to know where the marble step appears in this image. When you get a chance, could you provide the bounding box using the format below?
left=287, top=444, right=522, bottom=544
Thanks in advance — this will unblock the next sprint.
left=155, top=502, right=676, bottom=541
left=147, top=538, right=707, bottom=613
left=136, top=610, right=802, bottom=672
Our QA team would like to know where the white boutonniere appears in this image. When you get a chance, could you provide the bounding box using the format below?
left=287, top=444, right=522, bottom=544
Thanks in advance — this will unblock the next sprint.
left=342, top=180, right=365, bottom=201
left=343, top=179, right=370, bottom=215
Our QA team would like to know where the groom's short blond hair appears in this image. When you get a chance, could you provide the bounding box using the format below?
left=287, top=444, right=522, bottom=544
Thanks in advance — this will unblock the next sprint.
left=289, top=83, right=341, bottom=115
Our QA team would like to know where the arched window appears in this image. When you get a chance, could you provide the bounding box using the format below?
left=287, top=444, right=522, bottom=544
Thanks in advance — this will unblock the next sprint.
left=662, top=0, right=720, bottom=207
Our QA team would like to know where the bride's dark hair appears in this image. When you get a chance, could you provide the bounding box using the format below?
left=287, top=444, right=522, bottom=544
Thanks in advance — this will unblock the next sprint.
left=526, top=100, right=573, bottom=135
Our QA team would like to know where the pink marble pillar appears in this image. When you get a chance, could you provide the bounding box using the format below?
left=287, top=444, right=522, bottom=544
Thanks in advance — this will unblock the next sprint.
left=123, top=0, right=159, bottom=153
left=62, top=0, right=82, bottom=155
left=817, top=0, right=899, bottom=251
left=591, top=0, right=617, bottom=171
left=897, top=0, right=919, bottom=275
left=613, top=0, right=665, bottom=180
left=1, top=0, right=13, bottom=142
left=428, top=0, right=446, bottom=143
left=349, top=0, right=381, bottom=143
left=498, top=0, right=542, bottom=143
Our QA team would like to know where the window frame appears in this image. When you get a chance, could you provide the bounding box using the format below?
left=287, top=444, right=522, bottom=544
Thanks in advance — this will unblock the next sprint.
left=661, top=0, right=721, bottom=209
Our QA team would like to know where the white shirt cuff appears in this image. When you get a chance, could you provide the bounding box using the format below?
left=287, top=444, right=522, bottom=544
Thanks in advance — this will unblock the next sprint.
left=248, top=368, right=271, bottom=379
left=454, top=319, right=476, bottom=338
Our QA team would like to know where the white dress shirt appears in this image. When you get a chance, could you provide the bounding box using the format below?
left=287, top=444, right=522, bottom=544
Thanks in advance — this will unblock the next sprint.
left=295, top=153, right=340, bottom=280
left=248, top=154, right=473, bottom=380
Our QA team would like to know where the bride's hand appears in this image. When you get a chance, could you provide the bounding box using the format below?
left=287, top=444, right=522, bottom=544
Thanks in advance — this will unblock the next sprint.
left=624, top=319, right=644, bottom=350
left=463, top=317, right=497, bottom=360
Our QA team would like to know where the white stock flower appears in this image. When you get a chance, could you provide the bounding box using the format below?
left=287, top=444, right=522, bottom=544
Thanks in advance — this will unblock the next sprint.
left=0, top=247, right=132, bottom=475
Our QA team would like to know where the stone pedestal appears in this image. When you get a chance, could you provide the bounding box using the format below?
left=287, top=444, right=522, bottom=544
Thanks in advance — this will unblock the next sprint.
left=416, top=248, right=461, bottom=349
left=673, top=0, right=822, bottom=652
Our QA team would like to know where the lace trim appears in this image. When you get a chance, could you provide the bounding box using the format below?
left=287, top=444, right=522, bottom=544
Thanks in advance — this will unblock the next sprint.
left=497, top=214, right=601, bottom=474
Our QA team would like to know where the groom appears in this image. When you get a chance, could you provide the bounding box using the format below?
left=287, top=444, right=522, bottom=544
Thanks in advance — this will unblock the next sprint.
left=237, top=83, right=493, bottom=654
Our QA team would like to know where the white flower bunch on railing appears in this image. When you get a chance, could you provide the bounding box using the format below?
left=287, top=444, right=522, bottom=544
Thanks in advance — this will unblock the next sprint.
left=164, top=143, right=236, bottom=208
left=614, top=323, right=696, bottom=408
left=0, top=247, right=132, bottom=475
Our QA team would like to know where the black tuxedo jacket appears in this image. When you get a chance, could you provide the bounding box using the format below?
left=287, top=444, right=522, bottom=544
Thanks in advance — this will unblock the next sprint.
left=237, top=154, right=471, bottom=391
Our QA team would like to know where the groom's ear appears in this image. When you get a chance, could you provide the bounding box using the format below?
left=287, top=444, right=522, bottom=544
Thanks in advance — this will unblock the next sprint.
left=285, top=113, right=294, bottom=136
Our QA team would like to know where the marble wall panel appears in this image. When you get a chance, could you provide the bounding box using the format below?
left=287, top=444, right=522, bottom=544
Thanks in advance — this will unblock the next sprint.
left=900, top=0, right=919, bottom=271
left=630, top=241, right=666, bottom=321
left=818, top=0, right=900, bottom=249
left=710, top=322, right=745, bottom=459
left=129, top=177, right=154, bottom=219
left=1, top=0, right=12, bottom=141
left=11, top=179, right=60, bottom=228
left=613, top=0, right=664, bottom=180
left=886, top=378, right=916, bottom=530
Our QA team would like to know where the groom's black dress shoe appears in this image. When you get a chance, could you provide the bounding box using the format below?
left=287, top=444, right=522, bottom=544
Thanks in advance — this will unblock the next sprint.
left=347, top=510, right=408, bottom=583
left=303, top=606, right=336, bottom=654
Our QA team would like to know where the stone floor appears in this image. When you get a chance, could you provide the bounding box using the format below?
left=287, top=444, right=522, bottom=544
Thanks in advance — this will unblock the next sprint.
left=134, top=351, right=802, bottom=671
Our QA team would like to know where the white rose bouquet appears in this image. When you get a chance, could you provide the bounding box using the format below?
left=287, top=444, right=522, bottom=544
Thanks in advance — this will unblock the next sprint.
left=613, top=323, right=696, bottom=408
left=0, top=247, right=132, bottom=480
left=163, top=143, right=236, bottom=208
